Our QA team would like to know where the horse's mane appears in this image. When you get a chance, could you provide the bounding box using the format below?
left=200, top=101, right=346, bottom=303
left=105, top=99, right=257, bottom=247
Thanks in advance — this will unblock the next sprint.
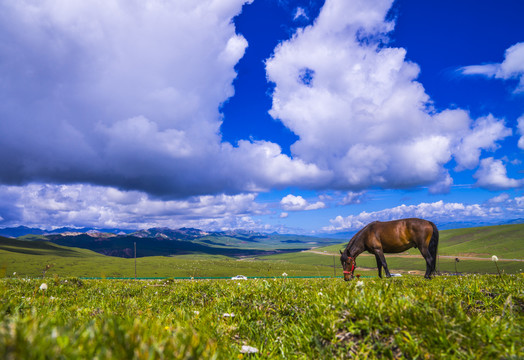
left=345, top=221, right=377, bottom=254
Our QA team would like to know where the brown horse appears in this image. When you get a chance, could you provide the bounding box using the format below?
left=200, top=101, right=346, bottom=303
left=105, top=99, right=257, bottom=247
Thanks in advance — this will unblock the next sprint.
left=340, top=218, right=439, bottom=280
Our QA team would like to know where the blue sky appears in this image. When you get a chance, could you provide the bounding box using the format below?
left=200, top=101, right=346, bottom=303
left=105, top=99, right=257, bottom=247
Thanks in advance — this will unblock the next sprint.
left=0, top=0, right=523, bottom=233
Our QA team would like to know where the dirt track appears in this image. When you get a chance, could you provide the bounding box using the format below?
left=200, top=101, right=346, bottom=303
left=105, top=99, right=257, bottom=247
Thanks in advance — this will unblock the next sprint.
left=305, top=250, right=524, bottom=262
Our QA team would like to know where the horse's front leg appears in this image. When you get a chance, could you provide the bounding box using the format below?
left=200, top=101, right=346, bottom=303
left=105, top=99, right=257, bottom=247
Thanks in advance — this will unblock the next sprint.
left=374, top=254, right=383, bottom=278
left=375, top=249, right=391, bottom=278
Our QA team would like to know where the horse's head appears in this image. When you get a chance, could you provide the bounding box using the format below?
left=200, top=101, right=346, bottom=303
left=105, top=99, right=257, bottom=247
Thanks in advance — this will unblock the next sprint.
left=339, top=250, right=356, bottom=281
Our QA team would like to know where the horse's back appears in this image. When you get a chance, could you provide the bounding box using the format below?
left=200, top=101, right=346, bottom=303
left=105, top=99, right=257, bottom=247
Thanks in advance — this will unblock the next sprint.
left=371, top=218, right=434, bottom=253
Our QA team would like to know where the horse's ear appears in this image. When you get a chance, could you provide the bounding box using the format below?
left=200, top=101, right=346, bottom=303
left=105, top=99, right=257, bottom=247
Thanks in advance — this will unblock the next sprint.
left=339, top=249, right=343, bottom=255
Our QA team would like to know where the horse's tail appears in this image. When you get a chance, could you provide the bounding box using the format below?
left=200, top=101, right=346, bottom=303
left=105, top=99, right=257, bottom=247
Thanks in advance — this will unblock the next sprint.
left=428, top=221, right=439, bottom=275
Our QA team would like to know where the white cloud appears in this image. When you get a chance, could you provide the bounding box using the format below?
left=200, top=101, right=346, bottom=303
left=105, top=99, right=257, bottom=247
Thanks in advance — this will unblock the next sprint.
left=280, top=194, right=326, bottom=211
left=473, top=158, right=522, bottom=190
left=515, top=196, right=524, bottom=208
left=0, top=184, right=267, bottom=231
left=460, top=42, right=524, bottom=93
left=293, top=7, right=308, bottom=21
left=0, top=0, right=328, bottom=198
left=266, top=0, right=511, bottom=192
left=518, top=115, right=524, bottom=150
left=487, top=193, right=510, bottom=204
left=0, top=0, right=521, bottom=233
left=340, top=191, right=366, bottom=205
left=452, top=115, right=512, bottom=170
left=324, top=197, right=524, bottom=232
left=428, top=172, right=453, bottom=194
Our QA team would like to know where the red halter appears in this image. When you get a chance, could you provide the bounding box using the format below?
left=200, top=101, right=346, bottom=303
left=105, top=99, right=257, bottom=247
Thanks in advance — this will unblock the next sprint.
left=343, top=257, right=355, bottom=274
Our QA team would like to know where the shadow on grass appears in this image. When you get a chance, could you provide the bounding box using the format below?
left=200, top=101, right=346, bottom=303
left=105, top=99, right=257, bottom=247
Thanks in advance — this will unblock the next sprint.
left=0, top=237, right=83, bottom=257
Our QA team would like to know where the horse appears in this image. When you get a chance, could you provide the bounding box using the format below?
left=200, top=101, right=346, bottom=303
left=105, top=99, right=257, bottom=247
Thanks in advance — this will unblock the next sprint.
left=339, top=218, right=439, bottom=280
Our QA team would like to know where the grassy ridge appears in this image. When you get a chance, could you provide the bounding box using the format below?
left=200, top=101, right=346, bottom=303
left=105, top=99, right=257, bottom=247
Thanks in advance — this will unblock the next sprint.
left=318, top=223, right=524, bottom=259
left=1, top=275, right=522, bottom=359
left=433, top=223, right=524, bottom=258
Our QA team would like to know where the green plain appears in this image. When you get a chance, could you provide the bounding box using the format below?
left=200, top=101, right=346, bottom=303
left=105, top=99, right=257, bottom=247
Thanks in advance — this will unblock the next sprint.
left=1, top=223, right=523, bottom=278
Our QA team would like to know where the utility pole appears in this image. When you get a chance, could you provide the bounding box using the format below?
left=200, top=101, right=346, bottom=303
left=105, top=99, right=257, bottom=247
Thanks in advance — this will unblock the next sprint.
left=134, top=242, right=137, bottom=280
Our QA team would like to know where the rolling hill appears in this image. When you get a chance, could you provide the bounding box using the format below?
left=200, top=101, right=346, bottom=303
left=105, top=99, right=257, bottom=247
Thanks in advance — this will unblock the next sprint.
left=315, top=223, right=524, bottom=259
left=0, top=223, right=522, bottom=277
left=3, top=226, right=341, bottom=258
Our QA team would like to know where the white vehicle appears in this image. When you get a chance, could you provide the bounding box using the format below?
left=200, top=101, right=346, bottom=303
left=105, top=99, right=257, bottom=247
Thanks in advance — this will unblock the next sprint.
left=231, top=275, right=247, bottom=280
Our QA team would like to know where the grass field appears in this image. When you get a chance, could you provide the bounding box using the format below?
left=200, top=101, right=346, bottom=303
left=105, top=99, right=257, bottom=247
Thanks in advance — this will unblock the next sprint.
left=0, top=238, right=341, bottom=278
left=0, top=223, right=523, bottom=278
left=1, top=275, right=522, bottom=359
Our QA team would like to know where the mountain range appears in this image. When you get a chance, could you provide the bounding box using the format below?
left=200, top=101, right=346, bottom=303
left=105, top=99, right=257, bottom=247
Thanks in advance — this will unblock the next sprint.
left=1, top=218, right=523, bottom=259
left=0, top=226, right=341, bottom=258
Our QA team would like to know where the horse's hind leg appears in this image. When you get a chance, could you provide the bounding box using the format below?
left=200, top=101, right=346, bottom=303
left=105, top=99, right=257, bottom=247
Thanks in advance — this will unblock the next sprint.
left=419, top=248, right=434, bottom=279
left=375, top=254, right=383, bottom=278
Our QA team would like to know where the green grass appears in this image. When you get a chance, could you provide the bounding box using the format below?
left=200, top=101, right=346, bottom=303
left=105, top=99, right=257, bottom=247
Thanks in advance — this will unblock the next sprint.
left=0, top=238, right=340, bottom=278
left=260, top=250, right=524, bottom=275
left=1, top=275, right=522, bottom=359
left=435, top=224, right=524, bottom=258
left=1, top=223, right=523, bottom=278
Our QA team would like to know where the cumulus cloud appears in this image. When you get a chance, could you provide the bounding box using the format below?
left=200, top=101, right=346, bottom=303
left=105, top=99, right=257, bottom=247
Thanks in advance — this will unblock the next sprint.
left=324, top=196, right=524, bottom=232
left=451, top=115, right=512, bottom=171
left=473, top=158, right=522, bottom=190
left=0, top=0, right=328, bottom=197
left=266, top=0, right=511, bottom=193
left=0, top=184, right=267, bottom=231
left=460, top=42, right=524, bottom=93
left=0, top=0, right=521, bottom=235
left=280, top=194, right=326, bottom=211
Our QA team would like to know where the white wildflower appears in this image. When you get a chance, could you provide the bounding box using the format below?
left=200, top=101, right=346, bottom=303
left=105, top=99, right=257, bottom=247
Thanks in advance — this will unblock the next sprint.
left=13, top=272, right=16, bottom=276
left=492, top=255, right=499, bottom=262
left=240, top=345, right=259, bottom=354
left=39, top=283, right=48, bottom=291
left=318, top=292, right=323, bottom=296
left=223, top=313, right=235, bottom=318
left=356, top=281, right=364, bottom=288
left=194, top=311, right=200, bottom=315
left=282, top=272, right=288, bottom=277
